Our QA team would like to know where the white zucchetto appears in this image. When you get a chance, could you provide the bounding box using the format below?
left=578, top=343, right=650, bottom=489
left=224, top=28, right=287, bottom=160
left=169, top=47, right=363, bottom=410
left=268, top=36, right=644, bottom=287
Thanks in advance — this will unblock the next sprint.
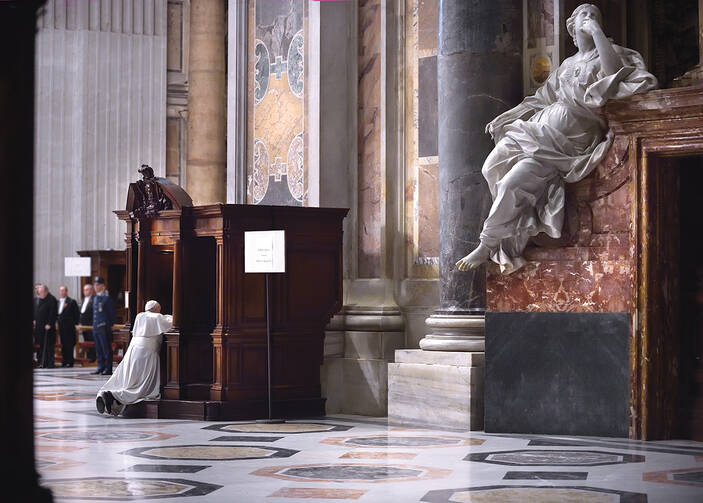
left=145, top=300, right=160, bottom=312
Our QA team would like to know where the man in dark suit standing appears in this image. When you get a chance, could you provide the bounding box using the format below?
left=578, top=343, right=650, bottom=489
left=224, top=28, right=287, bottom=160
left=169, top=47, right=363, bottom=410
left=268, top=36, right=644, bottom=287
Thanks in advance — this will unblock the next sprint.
left=79, top=283, right=96, bottom=362
left=92, top=277, right=115, bottom=375
left=57, top=285, right=79, bottom=367
left=33, top=284, right=57, bottom=368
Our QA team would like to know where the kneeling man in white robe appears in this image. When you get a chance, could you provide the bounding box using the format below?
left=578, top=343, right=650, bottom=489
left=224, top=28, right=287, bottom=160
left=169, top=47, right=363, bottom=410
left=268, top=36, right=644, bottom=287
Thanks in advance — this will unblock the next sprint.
left=96, top=300, right=172, bottom=416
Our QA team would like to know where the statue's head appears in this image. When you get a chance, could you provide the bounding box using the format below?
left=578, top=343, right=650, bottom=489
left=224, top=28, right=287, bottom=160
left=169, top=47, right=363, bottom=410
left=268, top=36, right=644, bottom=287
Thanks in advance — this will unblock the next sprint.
left=566, top=3, right=603, bottom=46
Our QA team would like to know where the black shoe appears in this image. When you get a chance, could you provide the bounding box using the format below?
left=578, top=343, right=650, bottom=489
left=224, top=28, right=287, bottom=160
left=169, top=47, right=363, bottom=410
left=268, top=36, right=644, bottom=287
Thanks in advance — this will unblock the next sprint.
left=96, top=394, right=105, bottom=414
left=66, top=363, right=73, bottom=368
left=103, top=391, right=115, bottom=415
left=101, top=370, right=112, bottom=375
left=91, top=369, right=104, bottom=375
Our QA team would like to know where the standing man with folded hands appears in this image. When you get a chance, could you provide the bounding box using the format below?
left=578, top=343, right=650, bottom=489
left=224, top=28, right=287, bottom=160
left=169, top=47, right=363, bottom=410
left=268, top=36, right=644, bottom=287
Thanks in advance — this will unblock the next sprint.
left=92, top=277, right=115, bottom=375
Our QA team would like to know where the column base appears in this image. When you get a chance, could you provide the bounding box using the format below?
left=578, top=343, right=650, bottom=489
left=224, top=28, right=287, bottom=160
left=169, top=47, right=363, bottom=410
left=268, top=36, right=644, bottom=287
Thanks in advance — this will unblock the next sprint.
left=321, top=307, right=404, bottom=416
left=420, top=313, right=485, bottom=351
left=388, top=349, right=484, bottom=430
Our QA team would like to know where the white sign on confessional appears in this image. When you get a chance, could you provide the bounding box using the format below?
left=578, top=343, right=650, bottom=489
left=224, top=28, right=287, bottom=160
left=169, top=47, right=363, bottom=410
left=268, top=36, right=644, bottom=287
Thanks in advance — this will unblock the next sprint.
left=64, top=257, right=91, bottom=277
left=244, top=230, right=286, bottom=273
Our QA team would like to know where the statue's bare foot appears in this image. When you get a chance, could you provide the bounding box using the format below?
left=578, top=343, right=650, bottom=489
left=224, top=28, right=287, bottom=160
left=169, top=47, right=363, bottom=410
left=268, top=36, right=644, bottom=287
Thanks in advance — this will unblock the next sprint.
left=455, top=243, right=491, bottom=271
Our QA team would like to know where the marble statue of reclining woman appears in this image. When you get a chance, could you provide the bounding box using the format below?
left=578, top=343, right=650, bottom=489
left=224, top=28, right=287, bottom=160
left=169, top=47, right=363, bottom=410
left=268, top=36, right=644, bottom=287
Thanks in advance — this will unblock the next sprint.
left=96, top=300, right=172, bottom=416
left=456, top=3, right=657, bottom=275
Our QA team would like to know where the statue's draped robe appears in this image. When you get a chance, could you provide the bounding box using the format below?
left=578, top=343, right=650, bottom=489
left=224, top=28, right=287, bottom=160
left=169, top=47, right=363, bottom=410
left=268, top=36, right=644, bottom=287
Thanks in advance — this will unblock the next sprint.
left=98, top=311, right=173, bottom=408
left=481, top=44, right=657, bottom=273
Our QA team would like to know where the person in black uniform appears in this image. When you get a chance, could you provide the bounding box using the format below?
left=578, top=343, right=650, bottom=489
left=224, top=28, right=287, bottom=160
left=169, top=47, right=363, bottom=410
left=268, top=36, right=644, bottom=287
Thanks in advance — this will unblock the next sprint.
left=92, top=277, right=115, bottom=375
left=57, top=285, right=80, bottom=367
left=79, top=283, right=96, bottom=362
left=34, top=284, right=57, bottom=368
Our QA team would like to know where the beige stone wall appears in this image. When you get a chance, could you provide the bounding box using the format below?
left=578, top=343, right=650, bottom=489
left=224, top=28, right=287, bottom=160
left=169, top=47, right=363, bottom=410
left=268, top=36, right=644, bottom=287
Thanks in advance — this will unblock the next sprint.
left=403, top=0, right=440, bottom=280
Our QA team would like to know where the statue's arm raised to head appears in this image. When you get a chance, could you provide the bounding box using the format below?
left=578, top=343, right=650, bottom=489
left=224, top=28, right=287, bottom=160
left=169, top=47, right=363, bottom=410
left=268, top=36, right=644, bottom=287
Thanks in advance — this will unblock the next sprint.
left=456, top=3, right=657, bottom=275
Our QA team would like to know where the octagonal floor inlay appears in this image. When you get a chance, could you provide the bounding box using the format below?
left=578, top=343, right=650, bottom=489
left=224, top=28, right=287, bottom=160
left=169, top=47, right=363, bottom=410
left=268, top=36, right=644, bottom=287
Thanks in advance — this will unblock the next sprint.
left=122, top=444, right=298, bottom=461
left=252, top=463, right=451, bottom=483
left=37, top=430, right=176, bottom=443
left=643, top=467, right=703, bottom=487
left=43, top=477, right=221, bottom=500
left=466, top=450, right=645, bottom=466
left=322, top=434, right=484, bottom=449
left=203, top=422, right=352, bottom=434
left=421, top=485, right=647, bottom=503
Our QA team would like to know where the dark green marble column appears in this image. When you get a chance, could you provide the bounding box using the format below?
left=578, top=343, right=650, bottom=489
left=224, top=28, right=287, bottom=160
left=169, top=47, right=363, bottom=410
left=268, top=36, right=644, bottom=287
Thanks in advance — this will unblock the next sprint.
left=421, top=0, right=522, bottom=350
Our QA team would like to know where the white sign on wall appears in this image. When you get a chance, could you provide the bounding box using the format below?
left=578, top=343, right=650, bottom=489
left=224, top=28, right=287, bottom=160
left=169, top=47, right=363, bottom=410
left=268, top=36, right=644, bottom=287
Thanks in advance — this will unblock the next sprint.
left=64, top=257, right=91, bottom=277
left=244, top=230, right=286, bottom=273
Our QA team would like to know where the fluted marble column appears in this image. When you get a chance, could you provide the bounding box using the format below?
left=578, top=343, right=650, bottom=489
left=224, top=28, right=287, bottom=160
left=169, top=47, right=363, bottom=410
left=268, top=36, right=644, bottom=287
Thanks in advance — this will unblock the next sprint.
left=34, top=0, right=167, bottom=297
left=420, top=0, right=522, bottom=351
left=186, top=0, right=226, bottom=205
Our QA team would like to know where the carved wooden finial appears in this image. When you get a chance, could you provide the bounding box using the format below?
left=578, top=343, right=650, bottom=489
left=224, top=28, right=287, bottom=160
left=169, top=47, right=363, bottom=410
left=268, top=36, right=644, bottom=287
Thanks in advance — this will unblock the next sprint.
left=138, top=164, right=155, bottom=180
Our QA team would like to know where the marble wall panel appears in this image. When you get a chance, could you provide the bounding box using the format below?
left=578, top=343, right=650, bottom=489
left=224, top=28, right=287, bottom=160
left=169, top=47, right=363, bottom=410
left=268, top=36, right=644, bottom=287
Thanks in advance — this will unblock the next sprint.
left=417, top=56, right=438, bottom=158
left=417, top=163, right=439, bottom=259
left=485, top=312, right=630, bottom=436
left=358, top=0, right=383, bottom=278
left=247, top=0, right=307, bottom=207
left=167, top=2, right=184, bottom=73
left=417, top=0, right=438, bottom=53
left=404, top=0, right=440, bottom=278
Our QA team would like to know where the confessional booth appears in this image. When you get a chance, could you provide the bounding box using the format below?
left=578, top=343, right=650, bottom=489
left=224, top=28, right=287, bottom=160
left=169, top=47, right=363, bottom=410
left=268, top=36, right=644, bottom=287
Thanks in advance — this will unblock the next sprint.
left=115, top=167, right=347, bottom=420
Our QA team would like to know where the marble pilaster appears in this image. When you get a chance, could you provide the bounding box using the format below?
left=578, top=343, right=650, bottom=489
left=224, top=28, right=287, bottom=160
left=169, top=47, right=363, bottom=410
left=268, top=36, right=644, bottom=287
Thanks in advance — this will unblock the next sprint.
left=186, top=0, right=226, bottom=205
left=321, top=0, right=406, bottom=416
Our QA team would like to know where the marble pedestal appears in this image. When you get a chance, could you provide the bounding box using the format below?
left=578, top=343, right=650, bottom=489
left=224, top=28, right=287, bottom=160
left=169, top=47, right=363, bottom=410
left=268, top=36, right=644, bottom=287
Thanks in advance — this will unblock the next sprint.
left=388, top=350, right=484, bottom=430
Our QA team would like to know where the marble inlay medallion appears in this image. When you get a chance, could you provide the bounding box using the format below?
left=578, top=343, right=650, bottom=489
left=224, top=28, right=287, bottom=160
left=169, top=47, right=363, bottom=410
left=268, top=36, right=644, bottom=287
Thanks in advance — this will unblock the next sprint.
left=35, top=415, right=70, bottom=423
left=252, top=463, right=451, bottom=483
left=34, top=390, right=96, bottom=401
left=37, top=430, right=176, bottom=443
left=674, top=471, right=703, bottom=484
left=323, top=434, right=483, bottom=449
left=503, top=471, right=588, bottom=480
left=58, top=372, right=112, bottom=381
left=42, top=477, right=222, bottom=500
left=254, top=39, right=270, bottom=104
left=203, top=422, right=351, bottom=434
left=36, top=455, right=84, bottom=471
left=121, top=465, right=210, bottom=474
left=421, top=485, right=647, bottom=503
left=644, top=467, right=703, bottom=487
left=209, top=435, right=283, bottom=442
left=269, top=487, right=366, bottom=500
left=467, top=450, right=645, bottom=466
left=287, top=31, right=304, bottom=98
left=122, top=444, right=298, bottom=461
left=340, top=451, right=418, bottom=460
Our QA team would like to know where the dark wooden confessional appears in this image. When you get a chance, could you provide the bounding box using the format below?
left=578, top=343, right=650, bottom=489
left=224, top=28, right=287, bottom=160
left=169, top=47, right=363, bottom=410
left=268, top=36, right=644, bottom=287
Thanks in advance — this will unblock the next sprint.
left=115, top=166, right=348, bottom=420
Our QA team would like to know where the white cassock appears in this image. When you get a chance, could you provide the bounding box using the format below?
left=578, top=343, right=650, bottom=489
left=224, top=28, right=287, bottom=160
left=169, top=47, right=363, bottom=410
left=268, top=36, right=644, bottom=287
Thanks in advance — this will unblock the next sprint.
left=98, top=311, right=173, bottom=406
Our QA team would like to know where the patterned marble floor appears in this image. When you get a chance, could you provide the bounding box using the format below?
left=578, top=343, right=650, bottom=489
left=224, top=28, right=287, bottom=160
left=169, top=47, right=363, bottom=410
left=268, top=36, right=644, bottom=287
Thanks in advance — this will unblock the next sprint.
left=34, top=368, right=703, bottom=502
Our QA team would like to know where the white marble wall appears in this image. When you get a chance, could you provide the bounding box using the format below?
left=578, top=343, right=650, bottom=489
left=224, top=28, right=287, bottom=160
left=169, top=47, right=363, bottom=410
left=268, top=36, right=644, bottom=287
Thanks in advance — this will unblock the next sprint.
left=34, top=0, right=166, bottom=295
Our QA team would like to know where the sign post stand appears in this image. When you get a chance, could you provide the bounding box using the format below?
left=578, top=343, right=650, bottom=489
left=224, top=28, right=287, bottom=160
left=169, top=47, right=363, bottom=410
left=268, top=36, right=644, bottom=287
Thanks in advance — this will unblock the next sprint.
left=244, top=230, right=286, bottom=424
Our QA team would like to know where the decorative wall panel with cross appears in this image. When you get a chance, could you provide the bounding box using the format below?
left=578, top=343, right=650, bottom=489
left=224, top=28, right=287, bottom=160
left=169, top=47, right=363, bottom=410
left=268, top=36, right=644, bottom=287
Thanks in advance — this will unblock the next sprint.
left=247, top=0, right=307, bottom=207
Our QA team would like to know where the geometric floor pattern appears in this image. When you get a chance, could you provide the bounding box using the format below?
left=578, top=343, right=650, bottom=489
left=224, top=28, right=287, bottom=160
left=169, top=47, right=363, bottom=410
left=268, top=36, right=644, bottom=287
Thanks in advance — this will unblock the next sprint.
left=34, top=368, right=703, bottom=502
